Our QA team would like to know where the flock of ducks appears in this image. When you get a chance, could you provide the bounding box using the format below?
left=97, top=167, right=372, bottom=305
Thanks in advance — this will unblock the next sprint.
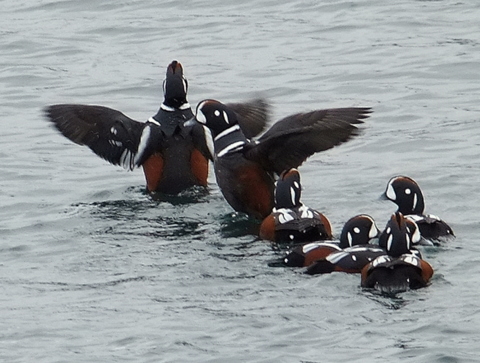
left=44, top=61, right=454, bottom=295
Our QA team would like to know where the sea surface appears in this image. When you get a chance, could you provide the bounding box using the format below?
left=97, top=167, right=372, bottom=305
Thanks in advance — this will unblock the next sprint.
left=1, top=0, right=480, bottom=362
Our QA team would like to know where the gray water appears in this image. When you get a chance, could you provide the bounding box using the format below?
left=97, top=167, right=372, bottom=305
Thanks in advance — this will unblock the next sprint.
left=1, top=0, right=480, bottom=362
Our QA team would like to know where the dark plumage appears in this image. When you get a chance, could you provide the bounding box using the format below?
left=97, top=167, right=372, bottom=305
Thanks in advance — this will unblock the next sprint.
left=384, top=176, right=454, bottom=240
left=191, top=99, right=371, bottom=218
left=361, top=212, right=434, bottom=293
left=45, top=61, right=269, bottom=195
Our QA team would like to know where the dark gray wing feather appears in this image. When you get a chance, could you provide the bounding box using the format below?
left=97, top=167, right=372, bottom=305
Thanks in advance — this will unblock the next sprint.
left=44, top=104, right=153, bottom=169
left=243, top=107, right=371, bottom=174
left=226, top=98, right=270, bottom=139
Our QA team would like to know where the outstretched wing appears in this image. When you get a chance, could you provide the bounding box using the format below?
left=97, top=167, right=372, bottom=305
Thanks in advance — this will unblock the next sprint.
left=226, top=98, right=270, bottom=139
left=45, top=104, right=162, bottom=169
left=243, top=107, right=371, bottom=174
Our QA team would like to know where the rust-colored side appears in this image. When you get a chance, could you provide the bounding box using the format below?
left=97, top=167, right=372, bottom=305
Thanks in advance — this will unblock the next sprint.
left=318, top=213, right=333, bottom=239
left=142, top=153, right=164, bottom=192
left=303, top=245, right=339, bottom=267
left=237, top=164, right=274, bottom=219
left=259, top=215, right=276, bottom=241
left=420, top=259, right=434, bottom=283
left=190, top=148, right=209, bottom=186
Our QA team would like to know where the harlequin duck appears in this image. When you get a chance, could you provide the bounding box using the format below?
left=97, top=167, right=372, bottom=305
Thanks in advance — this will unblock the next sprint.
left=361, top=212, right=434, bottom=293
left=378, top=213, right=421, bottom=248
left=259, top=168, right=332, bottom=243
left=45, top=61, right=269, bottom=195
left=303, top=215, right=385, bottom=275
left=283, top=214, right=381, bottom=269
left=189, top=99, right=371, bottom=219
left=384, top=176, right=454, bottom=240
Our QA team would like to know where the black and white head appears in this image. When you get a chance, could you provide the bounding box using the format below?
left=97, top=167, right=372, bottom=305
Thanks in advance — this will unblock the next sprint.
left=381, top=212, right=413, bottom=257
left=404, top=217, right=421, bottom=245
left=274, top=168, right=302, bottom=209
left=162, top=60, right=189, bottom=110
left=194, top=100, right=240, bottom=138
left=384, top=176, right=425, bottom=215
left=339, top=214, right=380, bottom=248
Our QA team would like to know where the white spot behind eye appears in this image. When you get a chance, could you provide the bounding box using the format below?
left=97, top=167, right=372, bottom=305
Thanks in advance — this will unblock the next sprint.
left=214, top=110, right=220, bottom=117
left=353, top=227, right=360, bottom=234
left=223, top=110, right=229, bottom=124
left=290, top=187, right=296, bottom=205
left=387, top=234, right=393, bottom=251
left=405, top=188, right=411, bottom=195
left=182, top=78, right=187, bottom=93
left=110, top=127, right=117, bottom=135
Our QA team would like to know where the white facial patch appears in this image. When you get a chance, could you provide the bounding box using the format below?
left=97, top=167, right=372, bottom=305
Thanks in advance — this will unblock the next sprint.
left=353, top=227, right=360, bottom=234
left=369, top=221, right=379, bottom=238
left=223, top=110, right=229, bottom=124
left=294, top=181, right=300, bottom=189
left=110, top=127, right=117, bottom=135
left=214, top=110, right=220, bottom=117
left=347, top=232, right=353, bottom=246
left=386, top=182, right=396, bottom=201
left=196, top=101, right=208, bottom=124
left=412, top=193, right=418, bottom=210
left=405, top=188, right=411, bottom=195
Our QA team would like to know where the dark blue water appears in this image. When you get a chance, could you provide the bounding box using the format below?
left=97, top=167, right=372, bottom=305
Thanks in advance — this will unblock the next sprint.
left=1, top=1, right=480, bottom=362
